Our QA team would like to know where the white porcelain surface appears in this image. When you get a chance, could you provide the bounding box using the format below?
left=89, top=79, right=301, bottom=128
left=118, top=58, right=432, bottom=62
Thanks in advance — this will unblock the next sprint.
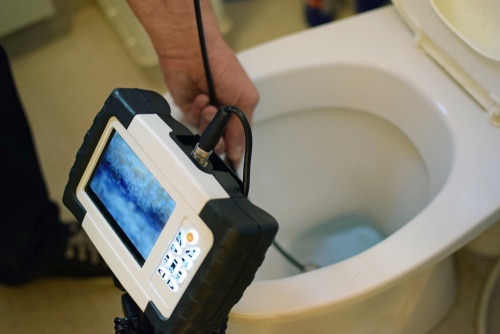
left=212, top=6, right=500, bottom=332
left=247, top=64, right=452, bottom=281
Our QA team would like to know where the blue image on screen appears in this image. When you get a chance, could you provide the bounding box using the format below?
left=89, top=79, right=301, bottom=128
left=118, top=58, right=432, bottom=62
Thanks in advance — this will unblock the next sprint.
left=88, top=131, right=176, bottom=264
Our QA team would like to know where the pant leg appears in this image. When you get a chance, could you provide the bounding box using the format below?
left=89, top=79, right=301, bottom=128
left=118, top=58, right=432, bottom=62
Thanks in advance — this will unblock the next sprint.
left=0, top=45, right=68, bottom=285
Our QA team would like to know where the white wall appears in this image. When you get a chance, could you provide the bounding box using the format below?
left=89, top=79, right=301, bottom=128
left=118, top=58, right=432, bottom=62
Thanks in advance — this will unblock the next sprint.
left=0, top=0, right=56, bottom=37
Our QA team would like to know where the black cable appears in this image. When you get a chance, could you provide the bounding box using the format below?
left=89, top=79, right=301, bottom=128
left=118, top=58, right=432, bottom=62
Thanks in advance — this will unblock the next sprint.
left=223, top=106, right=311, bottom=273
left=194, top=0, right=218, bottom=107
left=193, top=0, right=251, bottom=197
left=272, top=241, right=306, bottom=272
left=192, top=0, right=308, bottom=280
left=224, top=106, right=252, bottom=196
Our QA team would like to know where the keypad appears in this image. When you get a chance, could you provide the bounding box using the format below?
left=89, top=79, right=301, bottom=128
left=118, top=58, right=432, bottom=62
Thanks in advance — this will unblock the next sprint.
left=157, top=228, right=200, bottom=292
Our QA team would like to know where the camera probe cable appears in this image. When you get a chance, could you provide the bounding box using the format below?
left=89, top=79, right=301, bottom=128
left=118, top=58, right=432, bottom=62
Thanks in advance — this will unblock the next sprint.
left=191, top=0, right=313, bottom=276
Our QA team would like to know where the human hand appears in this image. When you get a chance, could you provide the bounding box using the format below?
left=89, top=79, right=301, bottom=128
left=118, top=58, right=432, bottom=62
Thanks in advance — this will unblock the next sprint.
left=162, top=45, right=258, bottom=166
left=127, top=0, right=258, bottom=166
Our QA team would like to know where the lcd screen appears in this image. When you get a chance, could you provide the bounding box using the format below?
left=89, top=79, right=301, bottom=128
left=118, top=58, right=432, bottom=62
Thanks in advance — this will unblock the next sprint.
left=87, top=130, right=176, bottom=265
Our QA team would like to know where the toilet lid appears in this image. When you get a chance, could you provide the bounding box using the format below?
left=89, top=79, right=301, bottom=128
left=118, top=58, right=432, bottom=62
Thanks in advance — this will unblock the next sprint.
left=392, top=0, right=500, bottom=118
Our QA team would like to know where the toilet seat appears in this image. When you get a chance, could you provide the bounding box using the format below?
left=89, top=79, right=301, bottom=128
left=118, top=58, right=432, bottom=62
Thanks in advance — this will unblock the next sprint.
left=393, top=0, right=500, bottom=125
left=227, top=2, right=500, bottom=324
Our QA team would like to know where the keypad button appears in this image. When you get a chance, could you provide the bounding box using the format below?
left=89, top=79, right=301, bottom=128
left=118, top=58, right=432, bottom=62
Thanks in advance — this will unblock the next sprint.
left=186, top=229, right=199, bottom=245
left=175, top=269, right=187, bottom=284
left=175, top=230, right=186, bottom=248
left=185, top=247, right=200, bottom=260
left=166, top=278, right=178, bottom=292
left=181, top=255, right=193, bottom=270
left=157, top=267, right=168, bottom=280
left=168, top=258, right=179, bottom=273
left=162, top=252, right=173, bottom=266
left=170, top=241, right=182, bottom=255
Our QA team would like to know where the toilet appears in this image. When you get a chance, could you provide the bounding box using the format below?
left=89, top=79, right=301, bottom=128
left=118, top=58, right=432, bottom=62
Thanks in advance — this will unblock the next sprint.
left=167, top=0, right=500, bottom=333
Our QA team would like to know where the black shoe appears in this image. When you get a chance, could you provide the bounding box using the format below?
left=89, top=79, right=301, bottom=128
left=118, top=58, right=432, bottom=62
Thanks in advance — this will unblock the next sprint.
left=49, top=222, right=112, bottom=278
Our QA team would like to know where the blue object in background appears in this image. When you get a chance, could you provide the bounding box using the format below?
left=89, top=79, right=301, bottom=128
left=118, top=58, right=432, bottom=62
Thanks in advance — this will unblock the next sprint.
left=356, top=0, right=389, bottom=13
left=304, top=0, right=334, bottom=27
left=304, top=0, right=389, bottom=27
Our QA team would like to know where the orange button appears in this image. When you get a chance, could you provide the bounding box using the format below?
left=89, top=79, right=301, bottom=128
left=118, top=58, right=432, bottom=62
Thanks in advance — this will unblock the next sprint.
left=186, top=229, right=198, bottom=245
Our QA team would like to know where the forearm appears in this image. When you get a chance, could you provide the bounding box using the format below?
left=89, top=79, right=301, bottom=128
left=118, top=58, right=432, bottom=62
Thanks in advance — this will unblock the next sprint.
left=126, top=0, right=225, bottom=61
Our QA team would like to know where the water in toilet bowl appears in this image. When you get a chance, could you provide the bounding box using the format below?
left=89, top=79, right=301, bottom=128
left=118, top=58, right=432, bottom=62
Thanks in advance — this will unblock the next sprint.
left=248, top=107, right=430, bottom=280
left=289, top=213, right=384, bottom=268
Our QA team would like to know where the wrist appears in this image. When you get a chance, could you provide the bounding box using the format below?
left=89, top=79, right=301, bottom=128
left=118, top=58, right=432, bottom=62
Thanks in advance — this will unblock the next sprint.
left=127, top=0, right=224, bottom=60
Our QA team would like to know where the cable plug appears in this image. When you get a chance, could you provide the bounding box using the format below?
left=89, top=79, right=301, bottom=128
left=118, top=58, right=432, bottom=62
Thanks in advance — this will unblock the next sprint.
left=192, top=106, right=232, bottom=167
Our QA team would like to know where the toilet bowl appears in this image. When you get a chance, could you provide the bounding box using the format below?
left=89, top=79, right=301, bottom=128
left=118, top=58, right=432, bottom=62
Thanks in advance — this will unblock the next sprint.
left=166, top=1, right=500, bottom=333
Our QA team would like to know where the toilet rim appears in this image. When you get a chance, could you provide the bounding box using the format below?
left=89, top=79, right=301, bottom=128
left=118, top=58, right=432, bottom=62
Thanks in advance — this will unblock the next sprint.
left=228, top=7, right=500, bottom=316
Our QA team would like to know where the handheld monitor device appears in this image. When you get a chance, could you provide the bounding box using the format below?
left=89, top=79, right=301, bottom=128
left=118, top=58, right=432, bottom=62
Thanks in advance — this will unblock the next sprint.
left=63, top=88, right=278, bottom=333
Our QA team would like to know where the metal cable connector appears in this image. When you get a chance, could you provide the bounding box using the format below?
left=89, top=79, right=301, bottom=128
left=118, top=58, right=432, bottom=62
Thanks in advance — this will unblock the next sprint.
left=191, top=106, right=231, bottom=168
left=191, top=143, right=212, bottom=167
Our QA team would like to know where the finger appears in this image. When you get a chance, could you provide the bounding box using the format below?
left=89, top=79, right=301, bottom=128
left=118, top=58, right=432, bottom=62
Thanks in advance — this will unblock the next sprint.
left=185, top=94, right=210, bottom=127
left=199, top=105, right=218, bottom=133
left=223, top=117, right=246, bottom=167
left=213, top=137, right=226, bottom=156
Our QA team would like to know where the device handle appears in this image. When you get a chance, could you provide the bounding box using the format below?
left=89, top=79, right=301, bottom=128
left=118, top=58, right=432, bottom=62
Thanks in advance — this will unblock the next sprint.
left=115, top=293, right=227, bottom=334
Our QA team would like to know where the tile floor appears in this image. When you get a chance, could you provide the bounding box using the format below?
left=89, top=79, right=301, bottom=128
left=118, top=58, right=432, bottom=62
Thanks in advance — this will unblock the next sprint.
left=0, top=0, right=499, bottom=333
